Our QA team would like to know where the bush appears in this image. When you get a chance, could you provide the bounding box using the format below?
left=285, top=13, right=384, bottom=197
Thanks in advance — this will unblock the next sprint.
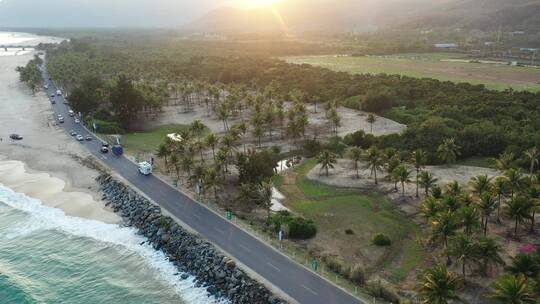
left=365, top=280, right=401, bottom=303
left=372, top=233, right=391, bottom=246
left=343, top=130, right=376, bottom=149
left=348, top=264, right=365, bottom=285
left=303, top=139, right=322, bottom=158
left=267, top=212, right=317, bottom=240
left=92, top=119, right=125, bottom=134
left=288, top=217, right=317, bottom=239
left=362, top=92, right=394, bottom=113
left=323, top=136, right=347, bottom=155
left=345, top=228, right=354, bottom=235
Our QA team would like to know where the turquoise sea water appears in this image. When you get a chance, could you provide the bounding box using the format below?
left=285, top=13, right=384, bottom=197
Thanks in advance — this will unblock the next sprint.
left=0, top=184, right=219, bottom=304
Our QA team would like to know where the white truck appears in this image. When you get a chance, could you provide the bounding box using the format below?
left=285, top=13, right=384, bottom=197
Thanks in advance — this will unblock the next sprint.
left=138, top=161, right=152, bottom=175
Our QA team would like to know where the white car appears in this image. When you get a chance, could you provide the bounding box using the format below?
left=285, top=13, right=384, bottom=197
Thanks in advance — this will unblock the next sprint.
left=68, top=110, right=74, bottom=117
left=138, top=162, right=152, bottom=175
left=75, top=135, right=84, bottom=141
left=56, top=90, right=62, bottom=96
left=74, top=118, right=80, bottom=124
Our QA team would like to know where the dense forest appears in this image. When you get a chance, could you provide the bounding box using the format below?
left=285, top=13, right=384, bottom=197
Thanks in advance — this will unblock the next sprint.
left=40, top=37, right=540, bottom=165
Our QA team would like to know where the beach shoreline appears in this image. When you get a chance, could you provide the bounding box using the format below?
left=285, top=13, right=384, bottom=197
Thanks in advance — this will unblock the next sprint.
left=0, top=44, right=119, bottom=224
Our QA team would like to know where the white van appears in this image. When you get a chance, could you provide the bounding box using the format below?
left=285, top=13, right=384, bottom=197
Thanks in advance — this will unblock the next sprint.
left=56, top=89, right=62, bottom=96
left=138, top=162, right=152, bottom=175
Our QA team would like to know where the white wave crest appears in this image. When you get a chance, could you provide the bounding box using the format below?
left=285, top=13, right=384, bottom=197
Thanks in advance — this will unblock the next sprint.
left=0, top=184, right=227, bottom=304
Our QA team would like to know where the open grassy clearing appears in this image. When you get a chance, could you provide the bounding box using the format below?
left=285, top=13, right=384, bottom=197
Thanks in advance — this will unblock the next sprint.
left=121, top=124, right=189, bottom=154
left=284, top=53, right=540, bottom=92
left=278, top=159, right=426, bottom=283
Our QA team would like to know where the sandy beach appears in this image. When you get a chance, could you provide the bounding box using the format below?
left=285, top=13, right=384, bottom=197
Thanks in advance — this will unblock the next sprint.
left=0, top=36, right=119, bottom=224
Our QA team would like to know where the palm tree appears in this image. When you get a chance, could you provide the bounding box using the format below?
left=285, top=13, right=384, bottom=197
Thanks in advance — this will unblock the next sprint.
left=470, top=174, right=492, bottom=197
left=494, top=152, right=515, bottom=172
left=526, top=186, right=540, bottom=233
left=505, top=196, right=533, bottom=237
left=459, top=206, right=480, bottom=236
left=393, top=164, right=412, bottom=196
left=431, top=211, right=459, bottom=262
left=437, top=138, right=461, bottom=165
left=366, top=113, right=376, bottom=134
left=418, top=265, right=461, bottom=304
left=255, top=181, right=274, bottom=220
left=156, top=142, right=170, bottom=171
left=169, top=154, right=181, bottom=180
left=204, top=167, right=221, bottom=201
left=420, top=197, right=440, bottom=222
left=476, top=236, right=504, bottom=277
left=491, top=275, right=536, bottom=304
left=205, top=133, right=218, bottom=161
left=181, top=157, right=194, bottom=181
left=386, top=156, right=401, bottom=191
left=524, top=146, right=539, bottom=178
left=419, top=171, right=439, bottom=197
left=448, top=233, right=480, bottom=281
left=505, top=168, right=525, bottom=200
left=492, top=177, right=508, bottom=223
left=346, top=147, right=363, bottom=179
left=363, top=146, right=384, bottom=184
left=477, top=193, right=497, bottom=236
left=317, top=150, right=337, bottom=176
left=190, top=119, right=206, bottom=143
left=411, top=149, right=428, bottom=197
left=445, top=181, right=462, bottom=198
left=506, top=253, right=540, bottom=279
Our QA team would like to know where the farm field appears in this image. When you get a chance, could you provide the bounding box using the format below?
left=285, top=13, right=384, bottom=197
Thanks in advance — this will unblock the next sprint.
left=284, top=53, right=540, bottom=92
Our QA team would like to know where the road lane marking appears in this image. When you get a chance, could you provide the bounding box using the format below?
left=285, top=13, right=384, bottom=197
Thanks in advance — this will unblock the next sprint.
left=212, top=226, right=225, bottom=235
left=266, top=262, right=281, bottom=272
left=193, top=214, right=202, bottom=220
left=301, top=284, right=318, bottom=295
left=239, top=244, right=251, bottom=252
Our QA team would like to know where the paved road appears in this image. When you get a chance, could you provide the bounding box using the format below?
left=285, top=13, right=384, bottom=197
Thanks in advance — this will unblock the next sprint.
left=42, top=65, right=365, bottom=304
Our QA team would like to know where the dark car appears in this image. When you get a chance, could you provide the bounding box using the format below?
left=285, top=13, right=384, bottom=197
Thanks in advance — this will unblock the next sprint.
left=9, top=134, right=23, bottom=140
left=101, top=141, right=110, bottom=148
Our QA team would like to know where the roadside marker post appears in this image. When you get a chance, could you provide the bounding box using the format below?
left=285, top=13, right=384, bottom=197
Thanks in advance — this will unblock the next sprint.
left=311, top=259, right=319, bottom=272
left=226, top=211, right=233, bottom=221
left=173, top=179, right=178, bottom=187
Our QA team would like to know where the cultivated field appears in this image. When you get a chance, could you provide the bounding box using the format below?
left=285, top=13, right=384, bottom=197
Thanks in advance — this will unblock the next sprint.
left=285, top=53, right=540, bottom=92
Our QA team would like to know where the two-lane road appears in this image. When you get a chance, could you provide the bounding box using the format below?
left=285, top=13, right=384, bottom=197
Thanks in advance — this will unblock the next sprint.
left=42, top=66, right=365, bottom=304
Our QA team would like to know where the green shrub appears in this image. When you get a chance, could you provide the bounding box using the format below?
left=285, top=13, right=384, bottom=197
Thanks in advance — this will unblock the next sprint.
left=323, top=136, right=347, bottom=155
left=372, top=233, right=391, bottom=246
left=92, top=119, right=125, bottom=134
left=362, top=92, right=394, bottom=113
left=303, top=139, right=322, bottom=158
left=288, top=217, right=317, bottom=239
left=365, top=280, right=400, bottom=303
left=348, top=264, right=365, bottom=285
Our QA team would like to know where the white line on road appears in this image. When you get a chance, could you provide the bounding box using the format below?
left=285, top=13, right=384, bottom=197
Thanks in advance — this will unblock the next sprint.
left=193, top=214, right=201, bottom=220
left=301, top=284, right=318, bottom=295
left=239, top=244, right=251, bottom=252
left=266, top=262, right=281, bottom=272
left=213, top=226, right=225, bottom=234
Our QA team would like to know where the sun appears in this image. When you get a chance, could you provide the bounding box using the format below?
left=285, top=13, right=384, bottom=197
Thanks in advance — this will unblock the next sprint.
left=235, top=0, right=284, bottom=9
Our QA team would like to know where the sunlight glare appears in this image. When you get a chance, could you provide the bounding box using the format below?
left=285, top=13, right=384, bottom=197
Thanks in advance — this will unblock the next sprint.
left=235, top=0, right=284, bottom=9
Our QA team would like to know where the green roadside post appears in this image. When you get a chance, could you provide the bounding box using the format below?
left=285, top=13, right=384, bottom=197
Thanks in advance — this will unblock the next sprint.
left=312, top=259, right=319, bottom=271
left=226, top=211, right=233, bottom=220
left=173, top=179, right=178, bottom=187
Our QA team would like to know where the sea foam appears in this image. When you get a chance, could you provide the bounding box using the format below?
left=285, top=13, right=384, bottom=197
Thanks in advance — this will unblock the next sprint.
left=0, top=183, right=227, bottom=304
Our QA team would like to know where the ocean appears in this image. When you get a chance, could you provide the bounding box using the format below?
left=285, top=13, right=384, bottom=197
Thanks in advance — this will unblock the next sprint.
left=0, top=184, right=218, bottom=304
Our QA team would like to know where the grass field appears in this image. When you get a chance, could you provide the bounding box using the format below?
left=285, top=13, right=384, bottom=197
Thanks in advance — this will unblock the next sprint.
left=121, top=124, right=189, bottom=154
left=284, top=53, right=540, bottom=92
left=278, top=159, right=425, bottom=282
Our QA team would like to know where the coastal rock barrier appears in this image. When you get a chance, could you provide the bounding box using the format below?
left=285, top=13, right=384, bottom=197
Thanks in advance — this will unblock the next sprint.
left=96, top=174, right=285, bottom=304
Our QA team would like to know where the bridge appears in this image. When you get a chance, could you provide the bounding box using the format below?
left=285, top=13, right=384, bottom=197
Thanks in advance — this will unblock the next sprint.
left=0, top=45, right=36, bottom=51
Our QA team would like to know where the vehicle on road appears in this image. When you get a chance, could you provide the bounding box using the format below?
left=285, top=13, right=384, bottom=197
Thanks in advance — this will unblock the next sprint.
left=138, top=162, right=152, bottom=175
left=56, top=89, right=62, bottom=96
left=74, top=118, right=80, bottom=124
left=44, top=84, right=48, bottom=89
left=68, top=110, right=74, bottom=117
left=50, top=93, right=55, bottom=98
left=112, top=145, right=124, bottom=156
left=63, top=100, right=68, bottom=104
left=76, top=135, right=84, bottom=141
left=58, top=117, right=64, bottom=123
left=51, top=99, right=56, bottom=104
left=100, top=146, right=109, bottom=153
left=70, top=130, right=76, bottom=136
left=9, top=134, right=23, bottom=140
left=101, top=141, right=110, bottom=148
left=85, top=135, right=92, bottom=141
